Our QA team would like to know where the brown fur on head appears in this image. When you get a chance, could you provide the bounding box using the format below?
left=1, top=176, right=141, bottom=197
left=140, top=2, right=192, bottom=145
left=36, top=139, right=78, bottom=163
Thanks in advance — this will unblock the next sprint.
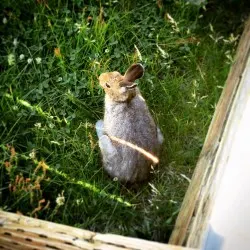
left=99, top=64, right=144, bottom=102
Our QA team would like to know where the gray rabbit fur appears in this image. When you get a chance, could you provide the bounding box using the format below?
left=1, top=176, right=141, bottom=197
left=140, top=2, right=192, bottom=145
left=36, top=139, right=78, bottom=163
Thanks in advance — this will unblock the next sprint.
left=96, top=63, right=163, bottom=183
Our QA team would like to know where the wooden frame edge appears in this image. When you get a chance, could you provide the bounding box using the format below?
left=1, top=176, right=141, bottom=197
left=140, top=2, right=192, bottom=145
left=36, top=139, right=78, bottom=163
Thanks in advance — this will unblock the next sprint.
left=0, top=210, right=197, bottom=250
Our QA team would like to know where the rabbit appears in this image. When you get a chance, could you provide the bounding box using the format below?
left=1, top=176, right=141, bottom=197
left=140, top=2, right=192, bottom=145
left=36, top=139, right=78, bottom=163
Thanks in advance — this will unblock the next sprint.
left=96, top=63, right=164, bottom=183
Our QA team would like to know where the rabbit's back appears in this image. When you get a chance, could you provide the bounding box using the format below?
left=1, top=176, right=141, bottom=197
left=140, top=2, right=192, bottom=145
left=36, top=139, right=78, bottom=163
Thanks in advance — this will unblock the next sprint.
left=103, top=94, right=158, bottom=182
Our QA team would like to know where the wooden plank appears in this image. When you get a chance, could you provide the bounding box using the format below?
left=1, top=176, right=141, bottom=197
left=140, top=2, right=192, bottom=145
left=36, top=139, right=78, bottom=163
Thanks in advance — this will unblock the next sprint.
left=169, top=16, right=250, bottom=247
left=94, top=234, right=195, bottom=250
left=199, top=41, right=250, bottom=250
left=0, top=211, right=196, bottom=250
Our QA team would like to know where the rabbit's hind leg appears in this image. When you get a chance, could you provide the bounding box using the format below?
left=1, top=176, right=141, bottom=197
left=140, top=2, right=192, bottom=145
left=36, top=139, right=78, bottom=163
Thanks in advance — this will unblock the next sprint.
left=98, top=134, right=120, bottom=176
left=98, top=135, right=117, bottom=158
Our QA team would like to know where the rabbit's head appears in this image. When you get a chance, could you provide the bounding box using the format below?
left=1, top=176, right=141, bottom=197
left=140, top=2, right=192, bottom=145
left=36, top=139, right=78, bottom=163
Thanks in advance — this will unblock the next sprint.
left=99, top=63, right=144, bottom=102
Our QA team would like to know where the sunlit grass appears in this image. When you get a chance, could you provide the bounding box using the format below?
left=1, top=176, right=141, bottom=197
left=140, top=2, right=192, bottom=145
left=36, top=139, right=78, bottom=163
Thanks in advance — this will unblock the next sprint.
left=49, top=167, right=133, bottom=207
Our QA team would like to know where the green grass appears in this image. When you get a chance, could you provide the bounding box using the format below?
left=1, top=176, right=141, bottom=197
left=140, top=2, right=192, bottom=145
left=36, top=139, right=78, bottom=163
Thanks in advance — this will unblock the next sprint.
left=0, top=0, right=246, bottom=243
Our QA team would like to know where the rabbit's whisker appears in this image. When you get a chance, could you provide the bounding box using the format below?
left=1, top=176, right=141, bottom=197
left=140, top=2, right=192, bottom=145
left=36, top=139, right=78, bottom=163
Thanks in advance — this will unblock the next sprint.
left=109, top=135, right=159, bottom=164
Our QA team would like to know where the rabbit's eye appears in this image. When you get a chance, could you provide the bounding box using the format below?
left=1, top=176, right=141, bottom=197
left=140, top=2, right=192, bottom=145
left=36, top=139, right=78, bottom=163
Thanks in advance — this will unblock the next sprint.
left=106, top=83, right=111, bottom=88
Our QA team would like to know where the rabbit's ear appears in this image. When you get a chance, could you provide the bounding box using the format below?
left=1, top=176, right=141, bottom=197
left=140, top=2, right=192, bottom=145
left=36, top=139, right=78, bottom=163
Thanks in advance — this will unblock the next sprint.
left=124, top=63, right=144, bottom=82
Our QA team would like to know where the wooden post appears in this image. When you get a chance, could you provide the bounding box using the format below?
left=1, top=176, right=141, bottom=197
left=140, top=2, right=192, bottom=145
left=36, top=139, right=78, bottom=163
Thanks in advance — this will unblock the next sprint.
left=169, top=16, right=250, bottom=248
left=0, top=211, right=197, bottom=250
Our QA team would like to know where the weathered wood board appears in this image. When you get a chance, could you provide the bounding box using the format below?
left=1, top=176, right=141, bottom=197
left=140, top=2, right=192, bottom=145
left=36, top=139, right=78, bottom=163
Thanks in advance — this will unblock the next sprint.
left=201, top=48, right=250, bottom=250
left=0, top=211, right=197, bottom=250
left=169, top=16, right=250, bottom=248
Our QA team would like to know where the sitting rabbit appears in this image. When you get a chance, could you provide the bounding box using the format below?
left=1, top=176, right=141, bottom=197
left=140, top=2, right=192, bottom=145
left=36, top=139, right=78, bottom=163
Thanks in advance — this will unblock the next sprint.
left=96, top=63, right=164, bottom=183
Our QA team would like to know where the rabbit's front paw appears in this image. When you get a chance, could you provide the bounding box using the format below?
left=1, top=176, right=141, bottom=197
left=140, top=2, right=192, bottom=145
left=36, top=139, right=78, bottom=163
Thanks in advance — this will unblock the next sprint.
left=96, top=120, right=104, bottom=138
